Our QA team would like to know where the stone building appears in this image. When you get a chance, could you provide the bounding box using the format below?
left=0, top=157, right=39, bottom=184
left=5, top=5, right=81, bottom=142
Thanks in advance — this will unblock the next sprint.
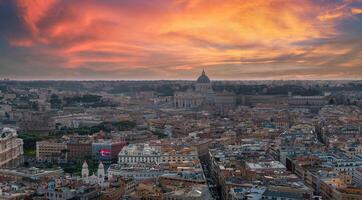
left=0, top=127, right=23, bottom=168
left=174, top=69, right=214, bottom=109
left=36, top=140, right=68, bottom=163
left=118, top=143, right=161, bottom=164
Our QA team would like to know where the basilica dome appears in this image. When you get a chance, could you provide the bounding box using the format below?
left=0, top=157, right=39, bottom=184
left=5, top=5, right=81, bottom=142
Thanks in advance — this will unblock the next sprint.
left=196, top=69, right=211, bottom=83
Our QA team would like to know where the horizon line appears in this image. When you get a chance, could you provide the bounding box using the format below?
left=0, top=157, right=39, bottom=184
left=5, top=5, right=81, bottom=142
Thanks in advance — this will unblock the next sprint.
left=1, top=78, right=362, bottom=82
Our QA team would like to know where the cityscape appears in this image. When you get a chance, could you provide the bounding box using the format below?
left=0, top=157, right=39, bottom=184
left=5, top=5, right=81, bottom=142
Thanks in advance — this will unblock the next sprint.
left=0, top=72, right=362, bottom=199
left=1, top=0, right=362, bottom=200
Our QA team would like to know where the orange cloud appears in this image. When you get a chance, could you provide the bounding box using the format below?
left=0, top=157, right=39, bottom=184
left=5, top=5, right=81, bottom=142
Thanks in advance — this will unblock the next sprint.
left=173, top=65, right=194, bottom=70
left=318, top=12, right=344, bottom=21
left=4, top=0, right=362, bottom=79
left=351, top=8, right=362, bottom=14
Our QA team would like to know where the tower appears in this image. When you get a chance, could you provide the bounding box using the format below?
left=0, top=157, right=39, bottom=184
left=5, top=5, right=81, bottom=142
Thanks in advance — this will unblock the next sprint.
left=97, top=161, right=105, bottom=181
left=81, top=161, right=89, bottom=178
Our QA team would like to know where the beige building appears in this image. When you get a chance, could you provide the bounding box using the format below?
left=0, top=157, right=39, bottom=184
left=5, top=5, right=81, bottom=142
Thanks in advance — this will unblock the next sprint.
left=0, top=128, right=23, bottom=168
left=36, top=141, right=68, bottom=163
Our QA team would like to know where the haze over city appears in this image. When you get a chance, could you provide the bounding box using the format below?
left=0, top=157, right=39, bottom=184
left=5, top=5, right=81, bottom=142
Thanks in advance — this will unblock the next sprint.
left=0, top=0, right=362, bottom=80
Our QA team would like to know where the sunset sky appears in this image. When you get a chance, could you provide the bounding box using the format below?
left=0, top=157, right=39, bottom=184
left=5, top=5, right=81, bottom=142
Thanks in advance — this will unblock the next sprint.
left=0, top=0, right=361, bottom=80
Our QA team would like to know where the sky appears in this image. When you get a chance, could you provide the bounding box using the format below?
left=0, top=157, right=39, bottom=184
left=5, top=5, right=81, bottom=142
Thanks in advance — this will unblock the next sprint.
left=0, top=0, right=361, bottom=80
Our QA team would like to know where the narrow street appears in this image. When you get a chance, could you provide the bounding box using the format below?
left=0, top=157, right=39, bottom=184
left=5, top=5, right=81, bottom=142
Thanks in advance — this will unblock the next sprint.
left=200, top=158, right=221, bottom=200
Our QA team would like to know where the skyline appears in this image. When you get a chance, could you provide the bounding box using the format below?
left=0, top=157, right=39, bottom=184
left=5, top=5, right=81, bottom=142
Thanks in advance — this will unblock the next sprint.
left=0, top=0, right=362, bottom=80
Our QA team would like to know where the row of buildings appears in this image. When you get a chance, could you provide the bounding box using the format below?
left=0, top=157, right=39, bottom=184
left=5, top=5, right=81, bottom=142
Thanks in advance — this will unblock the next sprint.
left=36, top=133, right=126, bottom=163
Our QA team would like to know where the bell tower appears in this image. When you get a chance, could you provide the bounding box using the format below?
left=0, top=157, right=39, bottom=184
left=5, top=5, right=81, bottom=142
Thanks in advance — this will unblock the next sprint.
left=81, top=161, right=89, bottom=178
left=97, top=161, right=105, bottom=181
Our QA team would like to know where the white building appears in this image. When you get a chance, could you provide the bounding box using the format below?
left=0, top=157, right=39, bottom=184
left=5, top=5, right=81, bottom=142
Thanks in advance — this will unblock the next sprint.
left=118, top=143, right=198, bottom=165
left=114, top=143, right=200, bottom=181
left=118, top=144, right=161, bottom=164
left=245, top=161, right=286, bottom=172
left=82, top=161, right=109, bottom=188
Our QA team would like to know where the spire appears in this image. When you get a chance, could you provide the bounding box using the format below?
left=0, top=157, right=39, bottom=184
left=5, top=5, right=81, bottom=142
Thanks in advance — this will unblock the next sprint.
left=82, top=160, right=88, bottom=168
left=202, top=68, right=205, bottom=76
left=98, top=161, right=104, bottom=169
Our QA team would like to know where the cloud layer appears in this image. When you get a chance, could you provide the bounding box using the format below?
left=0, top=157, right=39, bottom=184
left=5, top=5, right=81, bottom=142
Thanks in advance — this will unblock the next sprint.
left=0, top=0, right=361, bottom=80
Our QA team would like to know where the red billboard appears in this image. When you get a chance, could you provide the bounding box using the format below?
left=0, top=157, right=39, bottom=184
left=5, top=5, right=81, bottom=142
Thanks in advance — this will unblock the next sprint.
left=100, top=149, right=111, bottom=157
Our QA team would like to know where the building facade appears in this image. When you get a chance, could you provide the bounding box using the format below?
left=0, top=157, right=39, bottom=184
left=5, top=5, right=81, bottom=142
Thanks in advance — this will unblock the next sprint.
left=0, top=128, right=23, bottom=168
left=36, top=141, right=68, bottom=163
left=174, top=69, right=213, bottom=109
left=118, top=143, right=161, bottom=164
left=92, top=139, right=127, bottom=163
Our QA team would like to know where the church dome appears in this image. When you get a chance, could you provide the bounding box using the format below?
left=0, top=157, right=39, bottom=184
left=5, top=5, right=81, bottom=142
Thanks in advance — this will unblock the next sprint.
left=196, top=69, right=210, bottom=83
